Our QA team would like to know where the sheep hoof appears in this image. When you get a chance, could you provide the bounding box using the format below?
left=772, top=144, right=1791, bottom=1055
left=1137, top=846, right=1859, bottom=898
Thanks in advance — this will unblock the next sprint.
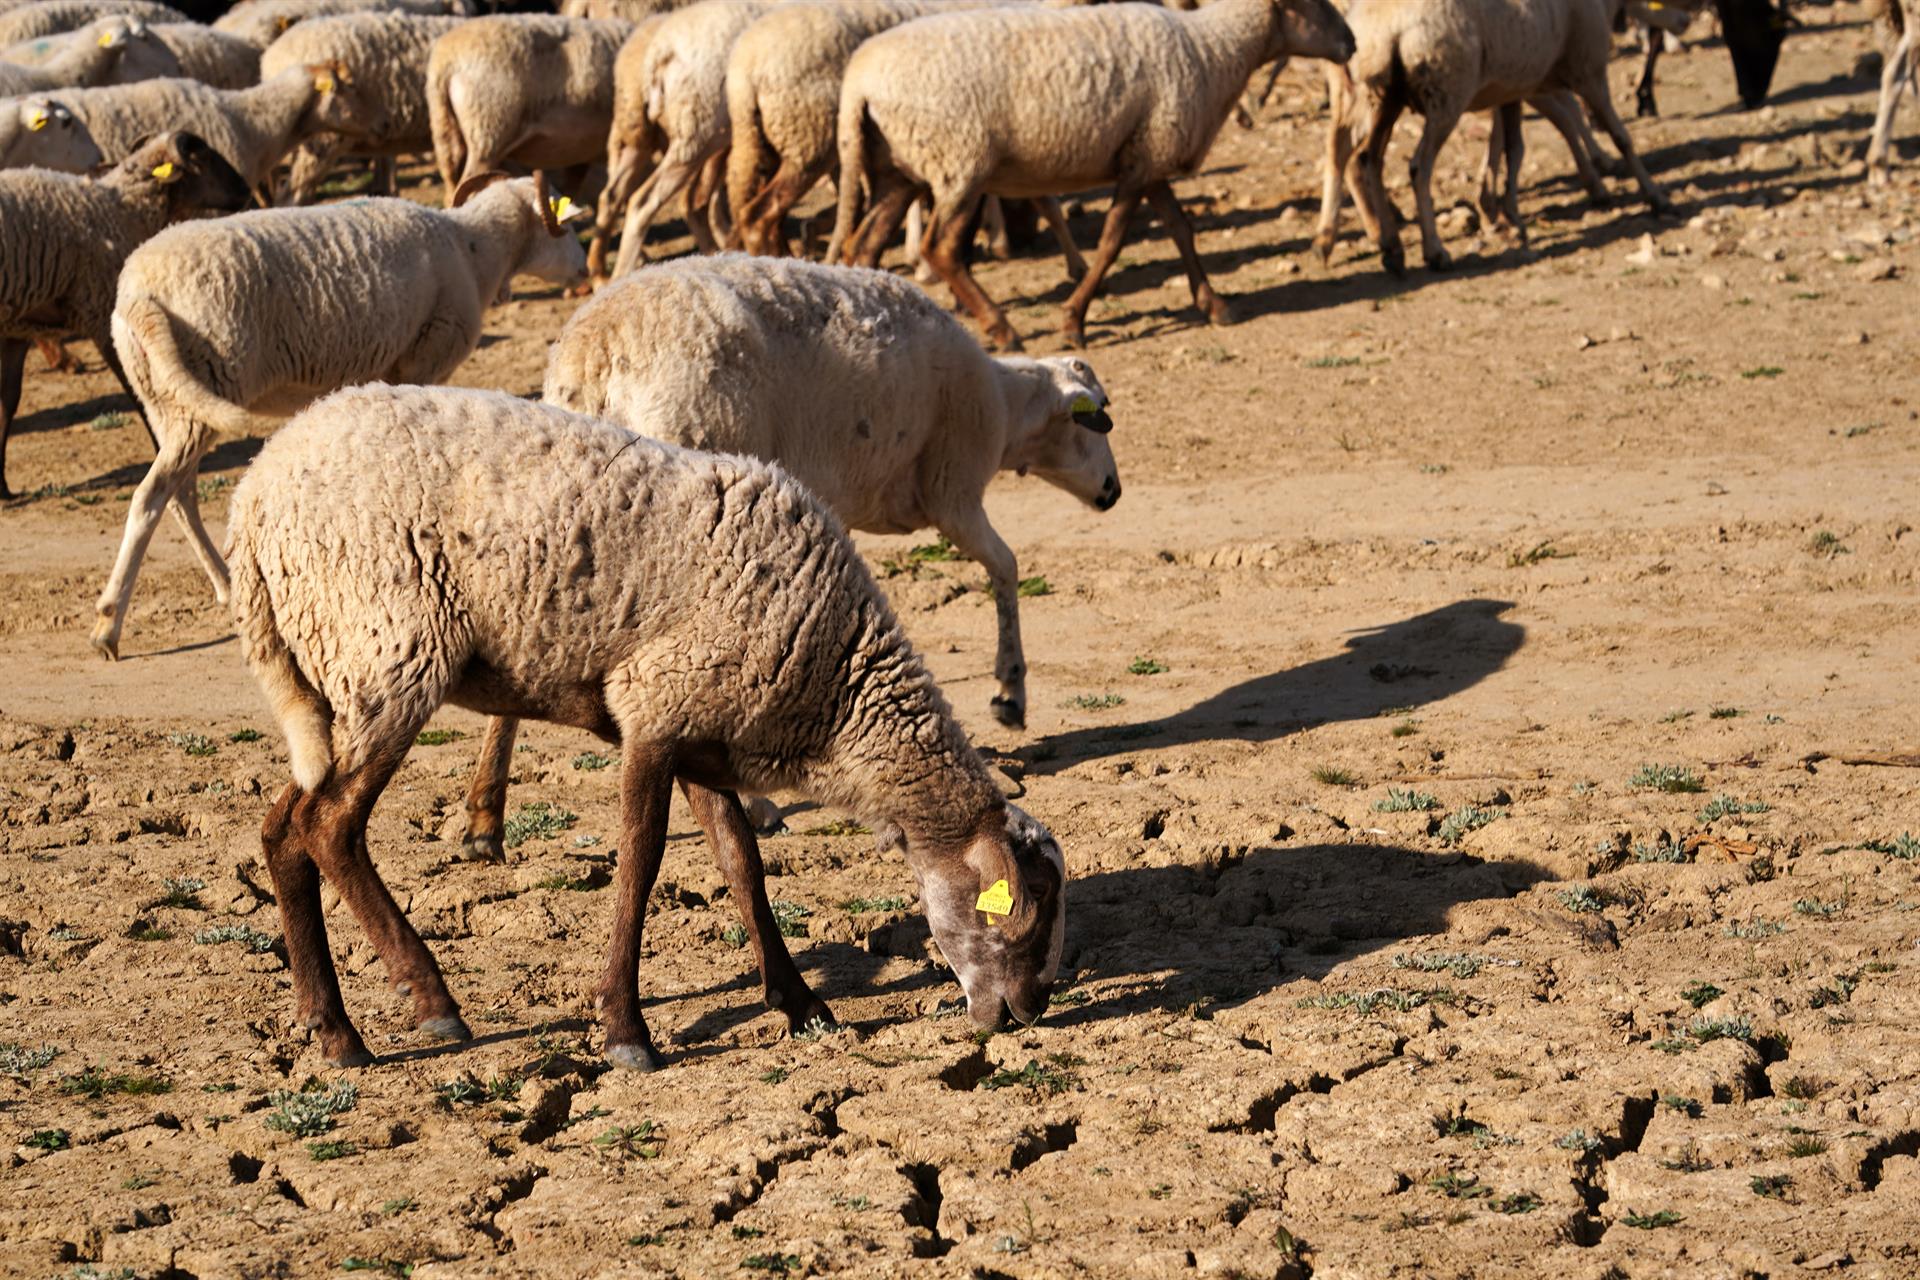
left=89, top=622, right=120, bottom=662
left=1380, top=249, right=1407, bottom=279
left=1206, top=295, right=1239, bottom=328
left=605, top=1040, right=663, bottom=1072
left=1425, top=250, right=1454, bottom=274
left=325, top=1042, right=376, bottom=1068
left=989, top=696, right=1026, bottom=729
left=1649, top=196, right=1677, bottom=217
left=461, top=832, right=505, bottom=863
left=419, top=1014, right=472, bottom=1043
left=985, top=321, right=1023, bottom=351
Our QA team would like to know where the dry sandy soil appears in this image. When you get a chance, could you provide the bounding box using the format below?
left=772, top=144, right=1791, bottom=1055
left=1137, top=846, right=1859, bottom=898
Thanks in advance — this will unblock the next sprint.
left=5, top=7, right=1920, bottom=1278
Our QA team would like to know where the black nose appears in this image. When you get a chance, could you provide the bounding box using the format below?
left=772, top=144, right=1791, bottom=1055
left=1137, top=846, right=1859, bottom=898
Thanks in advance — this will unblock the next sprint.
left=1095, top=478, right=1120, bottom=511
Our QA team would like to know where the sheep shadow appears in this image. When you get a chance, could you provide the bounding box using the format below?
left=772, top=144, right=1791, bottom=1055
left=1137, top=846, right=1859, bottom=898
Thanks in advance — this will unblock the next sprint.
left=1024, top=598, right=1522, bottom=775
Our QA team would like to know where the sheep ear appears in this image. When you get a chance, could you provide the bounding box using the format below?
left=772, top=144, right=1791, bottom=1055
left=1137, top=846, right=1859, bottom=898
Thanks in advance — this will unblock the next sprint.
left=1068, top=391, right=1113, bottom=433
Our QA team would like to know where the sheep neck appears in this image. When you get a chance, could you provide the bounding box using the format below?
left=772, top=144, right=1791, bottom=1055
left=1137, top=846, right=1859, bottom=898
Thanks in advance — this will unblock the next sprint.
left=229, top=72, right=320, bottom=173
left=1178, top=0, right=1288, bottom=124
left=447, top=190, right=538, bottom=305
left=45, top=35, right=116, bottom=84
left=96, top=170, right=171, bottom=237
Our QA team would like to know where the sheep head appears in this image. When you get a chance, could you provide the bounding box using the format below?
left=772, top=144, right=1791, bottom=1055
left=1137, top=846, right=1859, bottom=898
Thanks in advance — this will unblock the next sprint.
left=1269, top=0, right=1355, bottom=65
left=1000, top=355, right=1122, bottom=513
left=3, top=98, right=102, bottom=173
left=124, top=132, right=253, bottom=218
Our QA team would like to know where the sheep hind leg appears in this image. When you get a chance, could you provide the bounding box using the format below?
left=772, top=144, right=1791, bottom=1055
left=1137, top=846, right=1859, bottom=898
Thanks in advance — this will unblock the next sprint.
left=164, top=470, right=231, bottom=604
left=1033, top=197, right=1087, bottom=281
left=740, top=155, right=818, bottom=257
left=0, top=337, right=24, bottom=500
left=1576, top=77, right=1673, bottom=214
left=1349, top=84, right=1407, bottom=275
left=1497, top=102, right=1528, bottom=245
left=597, top=741, right=675, bottom=1071
left=1058, top=186, right=1144, bottom=349
left=1313, top=78, right=1357, bottom=262
left=1636, top=35, right=1662, bottom=118
left=91, top=428, right=210, bottom=661
left=1868, top=27, right=1917, bottom=185
left=610, top=151, right=701, bottom=278
left=943, top=512, right=1027, bottom=728
left=460, top=715, right=519, bottom=861
left=685, top=150, right=724, bottom=254
left=1533, top=92, right=1612, bottom=207
left=1146, top=181, right=1235, bottom=327
left=304, top=747, right=470, bottom=1045
left=846, top=174, right=915, bottom=268
left=922, top=189, right=1020, bottom=350
left=264, top=784, right=371, bottom=1066
left=682, top=781, right=833, bottom=1034
left=1407, top=98, right=1467, bottom=271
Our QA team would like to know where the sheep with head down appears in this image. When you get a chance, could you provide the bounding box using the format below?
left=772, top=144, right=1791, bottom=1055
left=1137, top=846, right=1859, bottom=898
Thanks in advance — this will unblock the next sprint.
left=0, top=94, right=98, bottom=169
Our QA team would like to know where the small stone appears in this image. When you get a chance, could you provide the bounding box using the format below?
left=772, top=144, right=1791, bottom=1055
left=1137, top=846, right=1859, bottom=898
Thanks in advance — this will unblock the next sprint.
left=1576, top=334, right=1596, bottom=351
left=1854, top=259, right=1898, bottom=282
left=1700, top=273, right=1727, bottom=290
left=1624, top=232, right=1658, bottom=265
left=1841, top=331, right=1871, bottom=346
left=1608, top=326, right=1636, bottom=344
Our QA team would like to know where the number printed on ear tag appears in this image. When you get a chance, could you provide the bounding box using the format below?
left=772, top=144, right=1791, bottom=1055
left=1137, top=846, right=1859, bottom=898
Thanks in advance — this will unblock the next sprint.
left=976, top=879, right=1013, bottom=917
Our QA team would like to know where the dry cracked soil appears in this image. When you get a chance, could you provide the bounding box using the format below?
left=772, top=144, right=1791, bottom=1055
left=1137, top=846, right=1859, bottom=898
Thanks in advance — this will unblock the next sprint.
left=4, top=7, right=1920, bottom=1278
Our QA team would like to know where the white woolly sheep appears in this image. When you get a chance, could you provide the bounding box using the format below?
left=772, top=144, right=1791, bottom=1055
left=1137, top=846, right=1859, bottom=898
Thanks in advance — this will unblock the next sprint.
left=0, top=15, right=145, bottom=94
left=214, top=0, right=467, bottom=51
left=13, top=21, right=265, bottom=90
left=0, top=130, right=250, bottom=497
left=597, top=0, right=772, bottom=278
left=558, top=0, right=699, bottom=17
left=90, top=171, right=586, bottom=659
left=1317, top=0, right=1671, bottom=278
left=0, top=0, right=181, bottom=45
left=260, top=12, right=461, bottom=203
left=1869, top=0, right=1918, bottom=184
left=227, top=382, right=1068, bottom=1067
left=833, top=0, right=1356, bottom=349
left=0, top=93, right=99, bottom=169
left=39, top=63, right=385, bottom=197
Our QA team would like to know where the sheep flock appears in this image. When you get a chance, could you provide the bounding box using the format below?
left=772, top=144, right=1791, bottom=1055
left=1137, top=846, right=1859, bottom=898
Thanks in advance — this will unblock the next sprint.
left=4, top=0, right=1920, bottom=1274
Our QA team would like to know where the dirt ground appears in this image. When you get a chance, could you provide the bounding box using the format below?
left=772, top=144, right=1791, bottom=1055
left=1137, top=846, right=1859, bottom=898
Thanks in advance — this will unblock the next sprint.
left=6, top=7, right=1920, bottom=1277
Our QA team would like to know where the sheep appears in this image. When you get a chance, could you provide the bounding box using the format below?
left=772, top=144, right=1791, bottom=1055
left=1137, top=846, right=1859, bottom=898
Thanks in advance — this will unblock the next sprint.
left=33, top=62, right=383, bottom=197
left=0, top=94, right=99, bottom=169
left=592, top=0, right=772, bottom=278
left=259, top=12, right=461, bottom=203
left=1317, top=0, right=1671, bottom=279
left=89, top=170, right=587, bottom=660
left=425, top=13, right=632, bottom=201
left=227, top=382, right=1068, bottom=1067
left=214, top=0, right=468, bottom=51
left=832, top=0, right=1356, bottom=350
left=584, top=9, right=662, bottom=277
left=1869, top=0, right=1918, bottom=185
left=0, top=0, right=182, bottom=46
left=0, top=130, right=250, bottom=498
left=0, top=14, right=143, bottom=94
left=11, top=20, right=265, bottom=89
left=559, top=0, right=700, bottom=16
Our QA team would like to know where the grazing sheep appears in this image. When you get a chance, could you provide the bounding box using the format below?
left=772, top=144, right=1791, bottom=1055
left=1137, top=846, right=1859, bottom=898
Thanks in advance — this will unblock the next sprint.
left=0, top=14, right=143, bottom=94
left=38, top=64, right=385, bottom=196
left=0, top=0, right=181, bottom=45
left=214, top=0, right=467, bottom=51
left=0, top=94, right=99, bottom=169
left=1869, top=0, right=1918, bottom=185
left=599, top=0, right=773, bottom=278
left=228, top=383, right=1068, bottom=1067
left=90, top=171, right=587, bottom=659
left=425, top=13, right=632, bottom=201
left=833, top=0, right=1356, bottom=349
left=559, top=0, right=699, bottom=17
left=14, top=20, right=265, bottom=89
left=260, top=11, right=461, bottom=203
left=0, top=131, right=250, bottom=498
left=1318, top=0, right=1671, bottom=278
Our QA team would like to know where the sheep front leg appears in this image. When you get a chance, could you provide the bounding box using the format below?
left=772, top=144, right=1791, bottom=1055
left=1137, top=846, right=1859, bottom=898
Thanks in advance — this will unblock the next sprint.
left=1059, top=187, right=1144, bottom=349
left=944, top=514, right=1027, bottom=728
left=923, top=189, right=1023, bottom=350
left=681, top=782, right=834, bottom=1033
left=1033, top=197, right=1088, bottom=280
left=1868, top=27, right=1917, bottom=185
left=1533, top=93, right=1612, bottom=207
left=1145, top=181, right=1235, bottom=327
left=461, top=715, right=519, bottom=860
left=1635, top=34, right=1663, bottom=118
left=164, top=474, right=232, bottom=604
left=0, top=337, right=25, bottom=500
left=1349, top=85, right=1406, bottom=274
left=264, top=784, right=371, bottom=1066
left=597, top=741, right=675, bottom=1070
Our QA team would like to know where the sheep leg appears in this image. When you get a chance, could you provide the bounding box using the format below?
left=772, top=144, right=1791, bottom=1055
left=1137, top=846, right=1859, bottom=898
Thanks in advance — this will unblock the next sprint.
left=846, top=174, right=916, bottom=268
left=92, top=434, right=208, bottom=660
left=1407, top=99, right=1466, bottom=272
left=738, top=155, right=821, bottom=257
left=597, top=741, right=674, bottom=1070
left=304, top=751, right=470, bottom=1045
left=461, top=715, right=520, bottom=861
left=263, top=784, right=371, bottom=1066
left=923, top=189, right=1020, bottom=351
left=1350, top=83, right=1407, bottom=275
left=1034, top=197, right=1087, bottom=281
left=1145, top=182, right=1235, bottom=328
left=284, top=134, right=343, bottom=206
left=590, top=143, right=648, bottom=281
left=906, top=199, right=938, bottom=283
left=1477, top=106, right=1510, bottom=227
left=164, top=473, right=232, bottom=603
left=1493, top=102, right=1528, bottom=244
left=1059, top=187, right=1144, bottom=349
left=1868, top=26, right=1917, bottom=185
left=0, top=337, right=24, bottom=501
left=611, top=151, right=702, bottom=278
left=1313, top=69, right=1356, bottom=262
left=685, top=150, right=724, bottom=254
left=1636, top=33, right=1662, bottom=118
left=982, top=195, right=1011, bottom=261
left=681, top=781, right=833, bottom=1033
left=944, top=513, right=1028, bottom=728
left=1533, top=92, right=1612, bottom=207
left=1576, top=81, right=1672, bottom=214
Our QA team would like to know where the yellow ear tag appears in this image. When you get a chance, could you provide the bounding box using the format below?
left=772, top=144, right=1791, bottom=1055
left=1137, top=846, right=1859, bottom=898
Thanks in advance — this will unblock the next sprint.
left=27, top=110, right=48, bottom=131
left=976, top=879, right=1014, bottom=919
left=550, top=195, right=575, bottom=221
left=98, top=30, right=115, bottom=46
left=151, top=161, right=177, bottom=183
left=1070, top=394, right=1098, bottom=415
left=314, top=74, right=334, bottom=93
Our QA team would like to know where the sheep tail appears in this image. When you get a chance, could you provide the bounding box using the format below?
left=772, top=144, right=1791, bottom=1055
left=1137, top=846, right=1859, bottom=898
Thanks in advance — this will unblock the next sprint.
left=228, top=534, right=334, bottom=792
left=722, top=67, right=765, bottom=235
left=826, top=82, right=870, bottom=265
left=427, top=56, right=465, bottom=202
left=111, top=294, right=255, bottom=442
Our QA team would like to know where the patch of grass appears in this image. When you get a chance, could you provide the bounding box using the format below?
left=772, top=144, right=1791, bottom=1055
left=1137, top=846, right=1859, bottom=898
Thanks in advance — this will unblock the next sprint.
left=1808, top=529, right=1850, bottom=558
left=60, top=1067, right=171, bottom=1099
left=1649, top=1037, right=1694, bottom=1055
left=1659, top=708, right=1694, bottom=724
left=533, top=871, right=598, bottom=892
left=265, top=1080, right=358, bottom=1137
left=1428, top=1172, right=1491, bottom=1200
left=1508, top=541, right=1571, bottom=568
left=1390, top=719, right=1420, bottom=737
left=24, top=1128, right=69, bottom=1151
left=1633, top=839, right=1691, bottom=864
left=1725, top=917, right=1785, bottom=938
left=1049, top=988, right=1090, bottom=1007
left=1305, top=354, right=1362, bottom=368
left=381, top=1198, right=414, bottom=1216
left=840, top=895, right=911, bottom=914
left=308, top=1139, right=356, bottom=1161
left=1555, top=1129, right=1603, bottom=1153
left=438, top=1075, right=520, bottom=1106
left=1867, top=833, right=1920, bottom=860
left=1375, top=788, right=1439, bottom=813
left=1311, top=764, right=1356, bottom=787
left=414, top=728, right=465, bottom=746
left=1128, top=656, right=1169, bottom=676
left=593, top=1121, right=661, bottom=1159
left=122, top=1172, right=159, bottom=1189
left=129, top=925, right=173, bottom=942
left=1437, top=804, right=1506, bottom=846
left=770, top=899, right=811, bottom=938
left=802, top=817, right=869, bottom=837
left=1699, top=794, right=1768, bottom=823
left=1741, top=365, right=1784, bottom=380
left=626, top=1233, right=664, bottom=1247
left=1624, top=1210, right=1683, bottom=1229
left=1750, top=1173, right=1792, bottom=1199
left=759, top=1068, right=788, bottom=1085
left=1682, top=981, right=1724, bottom=1009
left=0, top=1042, right=59, bottom=1075
left=979, top=1058, right=1082, bottom=1096
left=1298, top=987, right=1451, bottom=1015
left=571, top=751, right=614, bottom=771
left=1630, top=763, right=1706, bottom=794
left=155, top=876, right=207, bottom=909
left=1392, top=951, right=1487, bottom=979
left=89, top=411, right=133, bottom=432
left=194, top=923, right=277, bottom=953
left=1709, top=706, right=1741, bottom=719
left=229, top=727, right=263, bottom=743
left=1688, top=1015, right=1754, bottom=1044
left=1779, top=1076, right=1821, bottom=1100
left=741, top=1255, right=801, bottom=1274
left=502, top=802, right=576, bottom=849
left=338, top=1259, right=411, bottom=1276
left=732, top=1226, right=764, bottom=1240
left=721, top=924, right=748, bottom=949
left=1793, top=897, right=1841, bottom=918
left=1062, top=693, right=1126, bottom=711
left=1492, top=1193, right=1540, bottom=1214
left=1016, top=576, right=1052, bottom=598
left=167, top=731, right=216, bottom=757
left=1556, top=885, right=1607, bottom=914
left=1660, top=1094, right=1702, bottom=1118
left=1785, top=1136, right=1828, bottom=1158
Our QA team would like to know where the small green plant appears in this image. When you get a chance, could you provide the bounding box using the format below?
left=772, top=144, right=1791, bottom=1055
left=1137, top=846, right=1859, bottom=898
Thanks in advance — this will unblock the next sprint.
left=1699, top=795, right=1768, bottom=823
left=1688, top=1015, right=1754, bottom=1044
left=571, top=751, right=614, bottom=771
left=1709, top=706, right=1741, bottom=719
left=1725, top=917, right=1785, bottom=938
left=1630, top=763, right=1705, bottom=794
left=721, top=924, right=749, bottom=948
left=1624, top=1210, right=1683, bottom=1229
left=265, top=1080, right=358, bottom=1137
left=1861, top=833, right=1920, bottom=860
left=533, top=871, right=597, bottom=892
left=794, top=1016, right=835, bottom=1042
left=1808, top=530, right=1850, bottom=558
left=760, top=1068, right=788, bottom=1085
left=626, top=1233, right=663, bottom=1247
left=1784, top=1136, right=1828, bottom=1158
left=381, top=1198, right=414, bottom=1216
left=594, top=1121, right=661, bottom=1159
left=1508, top=541, right=1571, bottom=568
left=1659, top=709, right=1694, bottom=724
left=0, top=1042, right=59, bottom=1075
left=1016, top=576, right=1052, bottom=597
left=1660, top=1094, right=1702, bottom=1118
left=1633, top=839, right=1691, bottom=864
left=1741, top=365, right=1784, bottom=380
left=438, top=1075, right=520, bottom=1105
left=732, top=1226, right=765, bottom=1240
left=1437, top=805, right=1506, bottom=846
left=1391, top=719, right=1420, bottom=737
left=770, top=899, right=811, bottom=938
left=1062, top=693, right=1125, bottom=710
left=1780, top=1076, right=1821, bottom=1100
left=741, top=1255, right=801, bottom=1274
left=840, top=895, right=911, bottom=914
left=1375, top=788, right=1440, bottom=813
left=502, top=802, right=576, bottom=849
left=129, top=925, right=173, bottom=942
left=1428, top=1172, right=1491, bottom=1200
left=122, top=1172, right=159, bottom=1190
left=1793, top=897, right=1840, bottom=918
left=1298, top=987, right=1450, bottom=1015
left=156, top=876, right=207, bottom=909
left=194, top=923, right=277, bottom=953
left=168, top=731, right=216, bottom=757
left=414, top=728, right=465, bottom=746
left=1492, top=1193, right=1540, bottom=1214
left=1128, top=656, right=1168, bottom=676
left=308, top=1139, right=356, bottom=1161
left=25, top=1128, right=69, bottom=1151
left=980, top=1058, right=1082, bottom=1096
left=1681, top=982, right=1723, bottom=1009
left=61, top=1067, right=172, bottom=1099
left=1649, top=1037, right=1693, bottom=1055
left=1556, top=885, right=1607, bottom=914
left=338, top=1258, right=410, bottom=1276
left=229, top=727, right=263, bottom=743
left=802, top=817, right=870, bottom=837
left=1311, top=764, right=1356, bottom=786
left=89, top=411, right=133, bottom=432
left=1306, top=354, right=1362, bottom=368
left=1750, top=1174, right=1792, bottom=1199
left=1555, top=1129, right=1603, bottom=1153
